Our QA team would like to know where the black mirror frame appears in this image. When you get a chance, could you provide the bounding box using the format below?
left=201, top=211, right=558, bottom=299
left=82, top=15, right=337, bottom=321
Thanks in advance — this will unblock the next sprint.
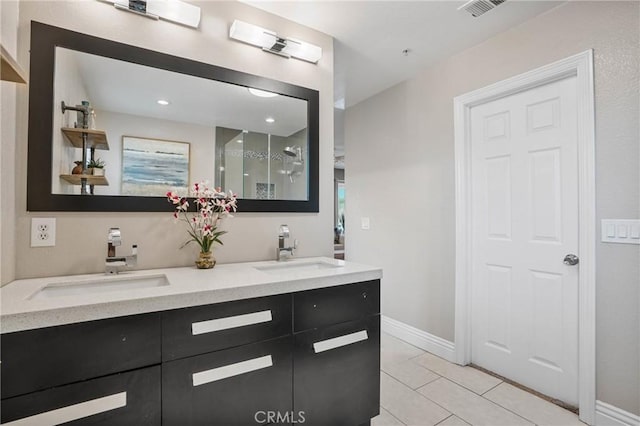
left=27, top=21, right=319, bottom=213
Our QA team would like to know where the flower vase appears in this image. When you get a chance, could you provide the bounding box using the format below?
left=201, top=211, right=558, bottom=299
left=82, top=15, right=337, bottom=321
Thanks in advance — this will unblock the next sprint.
left=195, top=251, right=216, bottom=269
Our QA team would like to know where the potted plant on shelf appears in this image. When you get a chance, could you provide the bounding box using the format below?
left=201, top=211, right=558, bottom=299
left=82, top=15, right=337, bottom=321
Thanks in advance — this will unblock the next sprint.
left=87, top=158, right=105, bottom=176
left=167, top=181, right=237, bottom=269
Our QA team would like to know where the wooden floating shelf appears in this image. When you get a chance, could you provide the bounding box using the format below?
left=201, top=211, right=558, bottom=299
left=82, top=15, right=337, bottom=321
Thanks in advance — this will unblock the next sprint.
left=61, top=128, right=109, bottom=150
left=1, top=44, right=27, bottom=84
left=60, top=174, right=109, bottom=186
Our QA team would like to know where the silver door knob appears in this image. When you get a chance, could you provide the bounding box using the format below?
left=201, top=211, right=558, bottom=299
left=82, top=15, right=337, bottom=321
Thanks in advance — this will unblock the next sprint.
left=563, top=254, right=579, bottom=265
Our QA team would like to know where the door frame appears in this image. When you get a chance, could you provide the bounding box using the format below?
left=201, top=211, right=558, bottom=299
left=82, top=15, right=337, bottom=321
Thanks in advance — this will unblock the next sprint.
left=453, top=50, right=596, bottom=425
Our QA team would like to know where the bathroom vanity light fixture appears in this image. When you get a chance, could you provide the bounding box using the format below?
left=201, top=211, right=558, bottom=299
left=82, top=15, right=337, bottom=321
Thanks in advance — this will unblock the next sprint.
left=229, top=20, right=322, bottom=64
left=100, top=0, right=201, bottom=29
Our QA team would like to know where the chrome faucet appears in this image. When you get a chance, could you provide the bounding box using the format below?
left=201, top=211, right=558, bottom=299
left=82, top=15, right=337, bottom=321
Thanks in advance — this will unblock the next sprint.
left=105, top=228, right=137, bottom=274
left=277, top=225, right=298, bottom=261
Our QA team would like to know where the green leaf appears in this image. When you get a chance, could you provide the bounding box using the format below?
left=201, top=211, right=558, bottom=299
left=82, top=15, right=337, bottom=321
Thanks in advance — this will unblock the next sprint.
left=180, top=239, right=194, bottom=249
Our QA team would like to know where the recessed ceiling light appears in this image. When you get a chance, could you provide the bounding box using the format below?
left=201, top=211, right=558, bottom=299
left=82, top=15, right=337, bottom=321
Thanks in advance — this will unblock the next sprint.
left=248, top=88, right=279, bottom=98
left=157, top=99, right=170, bottom=105
left=243, top=173, right=249, bottom=176
left=236, top=139, right=243, bottom=143
left=265, top=117, right=275, bottom=124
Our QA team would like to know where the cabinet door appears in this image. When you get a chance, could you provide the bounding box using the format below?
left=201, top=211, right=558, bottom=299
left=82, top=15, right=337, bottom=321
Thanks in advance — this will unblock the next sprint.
left=293, top=280, right=380, bottom=332
left=1, top=313, right=161, bottom=399
left=294, top=315, right=380, bottom=426
left=0, top=366, right=160, bottom=425
left=162, top=335, right=292, bottom=426
left=162, top=294, right=292, bottom=361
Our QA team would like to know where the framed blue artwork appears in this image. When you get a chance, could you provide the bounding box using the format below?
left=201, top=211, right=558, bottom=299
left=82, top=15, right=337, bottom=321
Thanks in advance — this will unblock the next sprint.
left=121, top=136, right=190, bottom=196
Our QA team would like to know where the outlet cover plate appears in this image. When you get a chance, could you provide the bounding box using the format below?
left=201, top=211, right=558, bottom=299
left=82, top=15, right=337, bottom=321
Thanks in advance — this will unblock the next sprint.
left=31, top=218, right=56, bottom=247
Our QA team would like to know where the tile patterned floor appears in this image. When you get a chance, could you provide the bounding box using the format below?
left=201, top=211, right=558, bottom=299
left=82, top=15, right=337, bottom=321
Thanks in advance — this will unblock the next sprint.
left=373, top=333, right=585, bottom=426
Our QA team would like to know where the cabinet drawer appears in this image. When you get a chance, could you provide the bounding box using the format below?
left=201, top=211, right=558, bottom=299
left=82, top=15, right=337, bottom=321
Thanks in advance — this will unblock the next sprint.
left=162, top=335, right=292, bottom=425
left=294, top=315, right=380, bottom=425
left=162, top=294, right=291, bottom=361
left=1, top=365, right=161, bottom=425
left=0, top=313, right=161, bottom=399
left=293, top=280, right=379, bottom=332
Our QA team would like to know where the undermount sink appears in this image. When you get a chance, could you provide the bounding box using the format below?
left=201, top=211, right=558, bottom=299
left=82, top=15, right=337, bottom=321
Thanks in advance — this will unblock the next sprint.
left=29, top=274, right=170, bottom=300
left=254, top=261, right=342, bottom=274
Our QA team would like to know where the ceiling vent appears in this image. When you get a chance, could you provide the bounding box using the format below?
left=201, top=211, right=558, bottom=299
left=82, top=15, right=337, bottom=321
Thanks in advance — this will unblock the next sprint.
left=459, top=0, right=506, bottom=18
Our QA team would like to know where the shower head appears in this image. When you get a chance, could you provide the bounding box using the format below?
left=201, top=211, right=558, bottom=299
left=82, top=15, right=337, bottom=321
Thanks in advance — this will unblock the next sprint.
left=283, top=146, right=304, bottom=183
left=283, top=146, right=298, bottom=157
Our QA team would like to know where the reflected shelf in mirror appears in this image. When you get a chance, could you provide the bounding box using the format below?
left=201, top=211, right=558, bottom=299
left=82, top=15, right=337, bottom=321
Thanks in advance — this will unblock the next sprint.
left=60, top=174, right=109, bottom=186
left=61, top=128, right=109, bottom=150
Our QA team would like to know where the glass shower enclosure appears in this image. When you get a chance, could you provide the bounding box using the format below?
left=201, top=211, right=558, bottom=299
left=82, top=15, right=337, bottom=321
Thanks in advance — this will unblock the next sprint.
left=216, top=126, right=308, bottom=201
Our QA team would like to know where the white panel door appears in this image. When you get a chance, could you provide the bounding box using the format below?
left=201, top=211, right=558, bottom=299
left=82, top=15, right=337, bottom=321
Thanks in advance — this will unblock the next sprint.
left=470, top=76, right=579, bottom=405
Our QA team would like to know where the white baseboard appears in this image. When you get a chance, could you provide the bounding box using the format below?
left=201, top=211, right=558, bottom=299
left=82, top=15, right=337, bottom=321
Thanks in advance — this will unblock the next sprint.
left=595, top=401, right=640, bottom=426
left=381, top=315, right=456, bottom=363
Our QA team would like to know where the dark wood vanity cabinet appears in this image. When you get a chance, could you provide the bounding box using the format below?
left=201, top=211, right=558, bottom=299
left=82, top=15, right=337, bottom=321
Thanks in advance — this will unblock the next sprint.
left=293, top=279, right=380, bottom=332
left=1, top=366, right=161, bottom=425
left=0, top=280, right=380, bottom=425
left=163, top=336, right=293, bottom=425
left=161, top=293, right=292, bottom=361
left=293, top=281, right=381, bottom=425
left=161, top=294, right=293, bottom=426
left=0, top=314, right=162, bottom=425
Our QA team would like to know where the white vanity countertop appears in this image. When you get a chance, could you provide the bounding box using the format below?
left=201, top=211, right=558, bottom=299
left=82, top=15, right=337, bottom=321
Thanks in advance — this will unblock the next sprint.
left=0, top=257, right=382, bottom=333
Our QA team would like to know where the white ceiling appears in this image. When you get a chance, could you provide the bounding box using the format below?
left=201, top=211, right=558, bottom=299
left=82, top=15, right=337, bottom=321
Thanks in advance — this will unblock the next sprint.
left=61, top=48, right=307, bottom=137
left=245, top=1, right=565, bottom=108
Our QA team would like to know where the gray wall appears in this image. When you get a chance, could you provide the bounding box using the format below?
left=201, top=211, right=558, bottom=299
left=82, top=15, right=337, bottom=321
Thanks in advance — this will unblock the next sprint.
left=345, top=1, right=639, bottom=415
left=2, top=0, right=334, bottom=281
left=334, top=107, right=345, bottom=157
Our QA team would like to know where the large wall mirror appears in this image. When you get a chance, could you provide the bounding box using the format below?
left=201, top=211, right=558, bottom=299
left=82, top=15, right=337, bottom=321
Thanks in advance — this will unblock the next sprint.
left=27, top=22, right=319, bottom=212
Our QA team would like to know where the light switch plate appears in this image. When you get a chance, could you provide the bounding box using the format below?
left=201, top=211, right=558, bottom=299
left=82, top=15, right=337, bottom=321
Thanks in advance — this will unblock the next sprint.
left=31, top=218, right=56, bottom=247
left=361, top=217, right=370, bottom=230
left=601, top=219, right=640, bottom=244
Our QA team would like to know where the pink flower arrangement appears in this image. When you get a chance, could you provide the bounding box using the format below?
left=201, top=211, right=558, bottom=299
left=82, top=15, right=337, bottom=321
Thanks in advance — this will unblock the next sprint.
left=167, top=181, right=238, bottom=253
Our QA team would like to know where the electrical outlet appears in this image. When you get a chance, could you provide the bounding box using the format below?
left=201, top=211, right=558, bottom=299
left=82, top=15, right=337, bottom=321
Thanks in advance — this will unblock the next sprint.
left=31, top=218, right=56, bottom=247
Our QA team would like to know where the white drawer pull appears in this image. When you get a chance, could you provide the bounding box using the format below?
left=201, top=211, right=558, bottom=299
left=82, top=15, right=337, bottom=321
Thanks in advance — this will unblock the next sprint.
left=313, top=330, right=369, bottom=353
left=192, top=355, right=273, bottom=387
left=191, top=310, right=272, bottom=335
left=2, top=392, right=127, bottom=426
